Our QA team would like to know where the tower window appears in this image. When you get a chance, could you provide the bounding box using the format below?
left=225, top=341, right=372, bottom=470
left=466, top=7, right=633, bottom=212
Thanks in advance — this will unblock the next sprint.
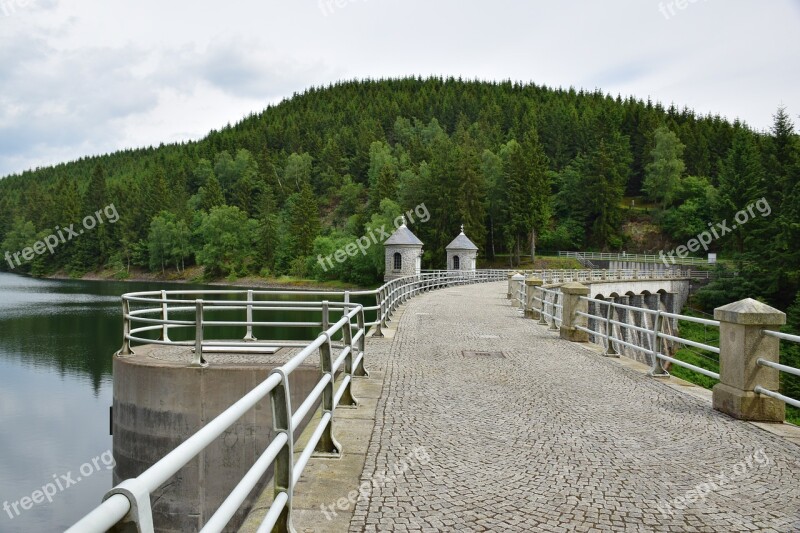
left=393, top=252, right=402, bottom=270
left=453, top=255, right=460, bottom=270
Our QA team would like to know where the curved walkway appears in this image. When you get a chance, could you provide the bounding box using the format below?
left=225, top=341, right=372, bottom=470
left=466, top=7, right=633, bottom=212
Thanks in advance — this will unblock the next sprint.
left=349, top=281, right=800, bottom=532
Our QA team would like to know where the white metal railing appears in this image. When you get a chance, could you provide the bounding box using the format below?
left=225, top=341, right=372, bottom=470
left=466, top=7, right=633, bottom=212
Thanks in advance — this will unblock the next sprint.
left=508, top=268, right=695, bottom=306
left=758, top=330, right=800, bottom=409
left=69, top=301, right=366, bottom=533
left=559, top=250, right=710, bottom=267
left=575, top=295, right=721, bottom=380
left=536, top=286, right=563, bottom=330
left=69, top=269, right=507, bottom=532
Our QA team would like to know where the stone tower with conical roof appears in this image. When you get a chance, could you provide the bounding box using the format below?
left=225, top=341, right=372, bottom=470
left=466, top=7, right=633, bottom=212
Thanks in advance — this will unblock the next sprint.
left=384, top=218, right=424, bottom=281
left=446, top=225, right=478, bottom=271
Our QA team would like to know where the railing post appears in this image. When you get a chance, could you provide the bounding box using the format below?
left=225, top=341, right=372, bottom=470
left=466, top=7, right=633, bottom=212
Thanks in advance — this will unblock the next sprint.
left=525, top=277, right=543, bottom=319
left=537, top=287, right=548, bottom=325
left=548, top=292, right=560, bottom=331
left=321, top=300, right=330, bottom=332
left=339, top=309, right=358, bottom=408
left=243, top=290, right=257, bottom=341
left=160, top=290, right=171, bottom=342
left=648, top=311, right=669, bottom=377
left=314, top=334, right=342, bottom=457
left=603, top=299, right=619, bottom=357
left=191, top=300, right=207, bottom=367
left=559, top=282, right=590, bottom=342
left=712, top=299, right=786, bottom=422
left=118, top=298, right=133, bottom=356
left=354, top=308, right=369, bottom=377
left=342, top=291, right=351, bottom=340
left=373, top=291, right=385, bottom=337
left=269, top=369, right=294, bottom=531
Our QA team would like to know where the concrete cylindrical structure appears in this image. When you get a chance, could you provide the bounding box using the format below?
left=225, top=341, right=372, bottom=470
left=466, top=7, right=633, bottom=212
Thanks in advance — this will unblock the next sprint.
left=112, top=347, right=321, bottom=532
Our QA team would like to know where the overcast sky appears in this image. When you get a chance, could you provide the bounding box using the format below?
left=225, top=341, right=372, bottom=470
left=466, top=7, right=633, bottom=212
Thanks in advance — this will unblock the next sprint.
left=0, top=0, right=798, bottom=177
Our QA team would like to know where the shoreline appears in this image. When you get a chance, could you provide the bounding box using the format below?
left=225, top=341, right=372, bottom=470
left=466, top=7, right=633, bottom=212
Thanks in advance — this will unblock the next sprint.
left=41, top=268, right=372, bottom=292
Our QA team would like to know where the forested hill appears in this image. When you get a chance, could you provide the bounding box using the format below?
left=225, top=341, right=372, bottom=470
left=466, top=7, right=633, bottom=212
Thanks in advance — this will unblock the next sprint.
left=0, top=77, right=798, bottom=312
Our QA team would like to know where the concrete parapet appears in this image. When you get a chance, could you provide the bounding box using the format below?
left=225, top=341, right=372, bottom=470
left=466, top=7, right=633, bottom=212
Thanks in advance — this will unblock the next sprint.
left=712, top=298, right=786, bottom=422
left=559, top=282, right=590, bottom=342
left=112, top=347, right=321, bottom=532
left=506, top=272, right=519, bottom=299
left=525, top=277, right=543, bottom=319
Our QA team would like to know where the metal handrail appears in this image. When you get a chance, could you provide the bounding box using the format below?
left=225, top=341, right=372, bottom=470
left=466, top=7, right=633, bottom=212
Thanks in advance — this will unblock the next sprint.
left=577, top=295, right=721, bottom=380
left=756, top=330, right=800, bottom=409
left=68, top=303, right=367, bottom=533
left=559, top=250, right=710, bottom=267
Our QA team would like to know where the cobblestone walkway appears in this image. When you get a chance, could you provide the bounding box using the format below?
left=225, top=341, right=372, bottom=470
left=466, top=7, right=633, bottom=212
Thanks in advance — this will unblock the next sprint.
left=349, top=282, right=800, bottom=532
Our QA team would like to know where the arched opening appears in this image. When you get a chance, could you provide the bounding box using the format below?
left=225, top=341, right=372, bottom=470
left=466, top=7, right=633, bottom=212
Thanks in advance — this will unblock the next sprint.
left=453, top=255, right=460, bottom=270
left=393, top=252, right=402, bottom=271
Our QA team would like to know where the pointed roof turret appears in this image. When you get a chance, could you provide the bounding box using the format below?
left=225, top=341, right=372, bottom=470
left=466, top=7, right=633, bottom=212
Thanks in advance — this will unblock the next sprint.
left=385, top=218, right=423, bottom=246
left=446, top=225, right=478, bottom=251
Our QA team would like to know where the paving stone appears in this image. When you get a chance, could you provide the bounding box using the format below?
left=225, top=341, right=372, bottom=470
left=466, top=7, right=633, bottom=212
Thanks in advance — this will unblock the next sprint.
left=347, top=281, right=800, bottom=532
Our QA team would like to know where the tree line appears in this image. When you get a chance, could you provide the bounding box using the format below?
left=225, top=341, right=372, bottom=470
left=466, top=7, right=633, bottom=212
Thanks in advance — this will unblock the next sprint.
left=0, top=78, right=797, bottom=318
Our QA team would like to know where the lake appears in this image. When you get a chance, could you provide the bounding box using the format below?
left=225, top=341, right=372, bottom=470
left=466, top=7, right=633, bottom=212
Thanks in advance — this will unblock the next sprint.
left=0, top=272, right=372, bottom=532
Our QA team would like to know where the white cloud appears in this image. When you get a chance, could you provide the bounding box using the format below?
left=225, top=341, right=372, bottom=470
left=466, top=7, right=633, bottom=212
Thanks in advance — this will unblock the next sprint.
left=0, top=0, right=798, bottom=176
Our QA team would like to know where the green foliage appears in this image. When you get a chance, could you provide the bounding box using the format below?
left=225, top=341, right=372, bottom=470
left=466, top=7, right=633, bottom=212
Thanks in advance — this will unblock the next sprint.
left=717, top=129, right=765, bottom=253
left=195, top=206, right=258, bottom=278
left=148, top=212, right=192, bottom=274
left=0, top=78, right=795, bottom=307
left=1, top=218, right=38, bottom=274
left=643, top=126, right=685, bottom=209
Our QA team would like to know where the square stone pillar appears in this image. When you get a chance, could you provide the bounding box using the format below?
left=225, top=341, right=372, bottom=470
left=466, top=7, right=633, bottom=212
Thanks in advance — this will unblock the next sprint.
left=560, top=282, right=590, bottom=342
left=506, top=272, right=518, bottom=299
left=712, top=298, right=786, bottom=422
left=512, top=273, right=526, bottom=308
left=525, top=277, right=543, bottom=319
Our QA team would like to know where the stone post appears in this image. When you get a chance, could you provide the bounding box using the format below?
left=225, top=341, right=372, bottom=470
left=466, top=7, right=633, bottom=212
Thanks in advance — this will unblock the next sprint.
left=560, top=282, right=590, bottom=342
left=712, top=298, right=786, bottom=422
left=525, top=277, right=543, bottom=319
left=512, top=273, right=525, bottom=308
left=507, top=272, right=518, bottom=299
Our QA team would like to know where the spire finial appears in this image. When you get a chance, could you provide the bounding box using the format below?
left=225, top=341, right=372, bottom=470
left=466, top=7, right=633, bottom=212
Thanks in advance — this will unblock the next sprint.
left=402, top=215, right=407, bottom=226
left=460, top=223, right=464, bottom=233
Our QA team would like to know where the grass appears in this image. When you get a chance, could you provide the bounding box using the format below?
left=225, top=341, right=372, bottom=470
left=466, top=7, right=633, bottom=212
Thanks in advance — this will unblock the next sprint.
left=621, top=195, right=659, bottom=213
left=668, top=309, right=800, bottom=425
left=481, top=254, right=583, bottom=270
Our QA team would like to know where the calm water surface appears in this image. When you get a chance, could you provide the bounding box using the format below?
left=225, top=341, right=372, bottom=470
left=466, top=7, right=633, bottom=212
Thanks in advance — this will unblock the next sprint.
left=0, top=272, right=371, bottom=532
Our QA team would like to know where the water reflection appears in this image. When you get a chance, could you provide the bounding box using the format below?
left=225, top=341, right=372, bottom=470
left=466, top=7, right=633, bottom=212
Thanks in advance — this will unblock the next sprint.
left=0, top=272, right=374, bottom=531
